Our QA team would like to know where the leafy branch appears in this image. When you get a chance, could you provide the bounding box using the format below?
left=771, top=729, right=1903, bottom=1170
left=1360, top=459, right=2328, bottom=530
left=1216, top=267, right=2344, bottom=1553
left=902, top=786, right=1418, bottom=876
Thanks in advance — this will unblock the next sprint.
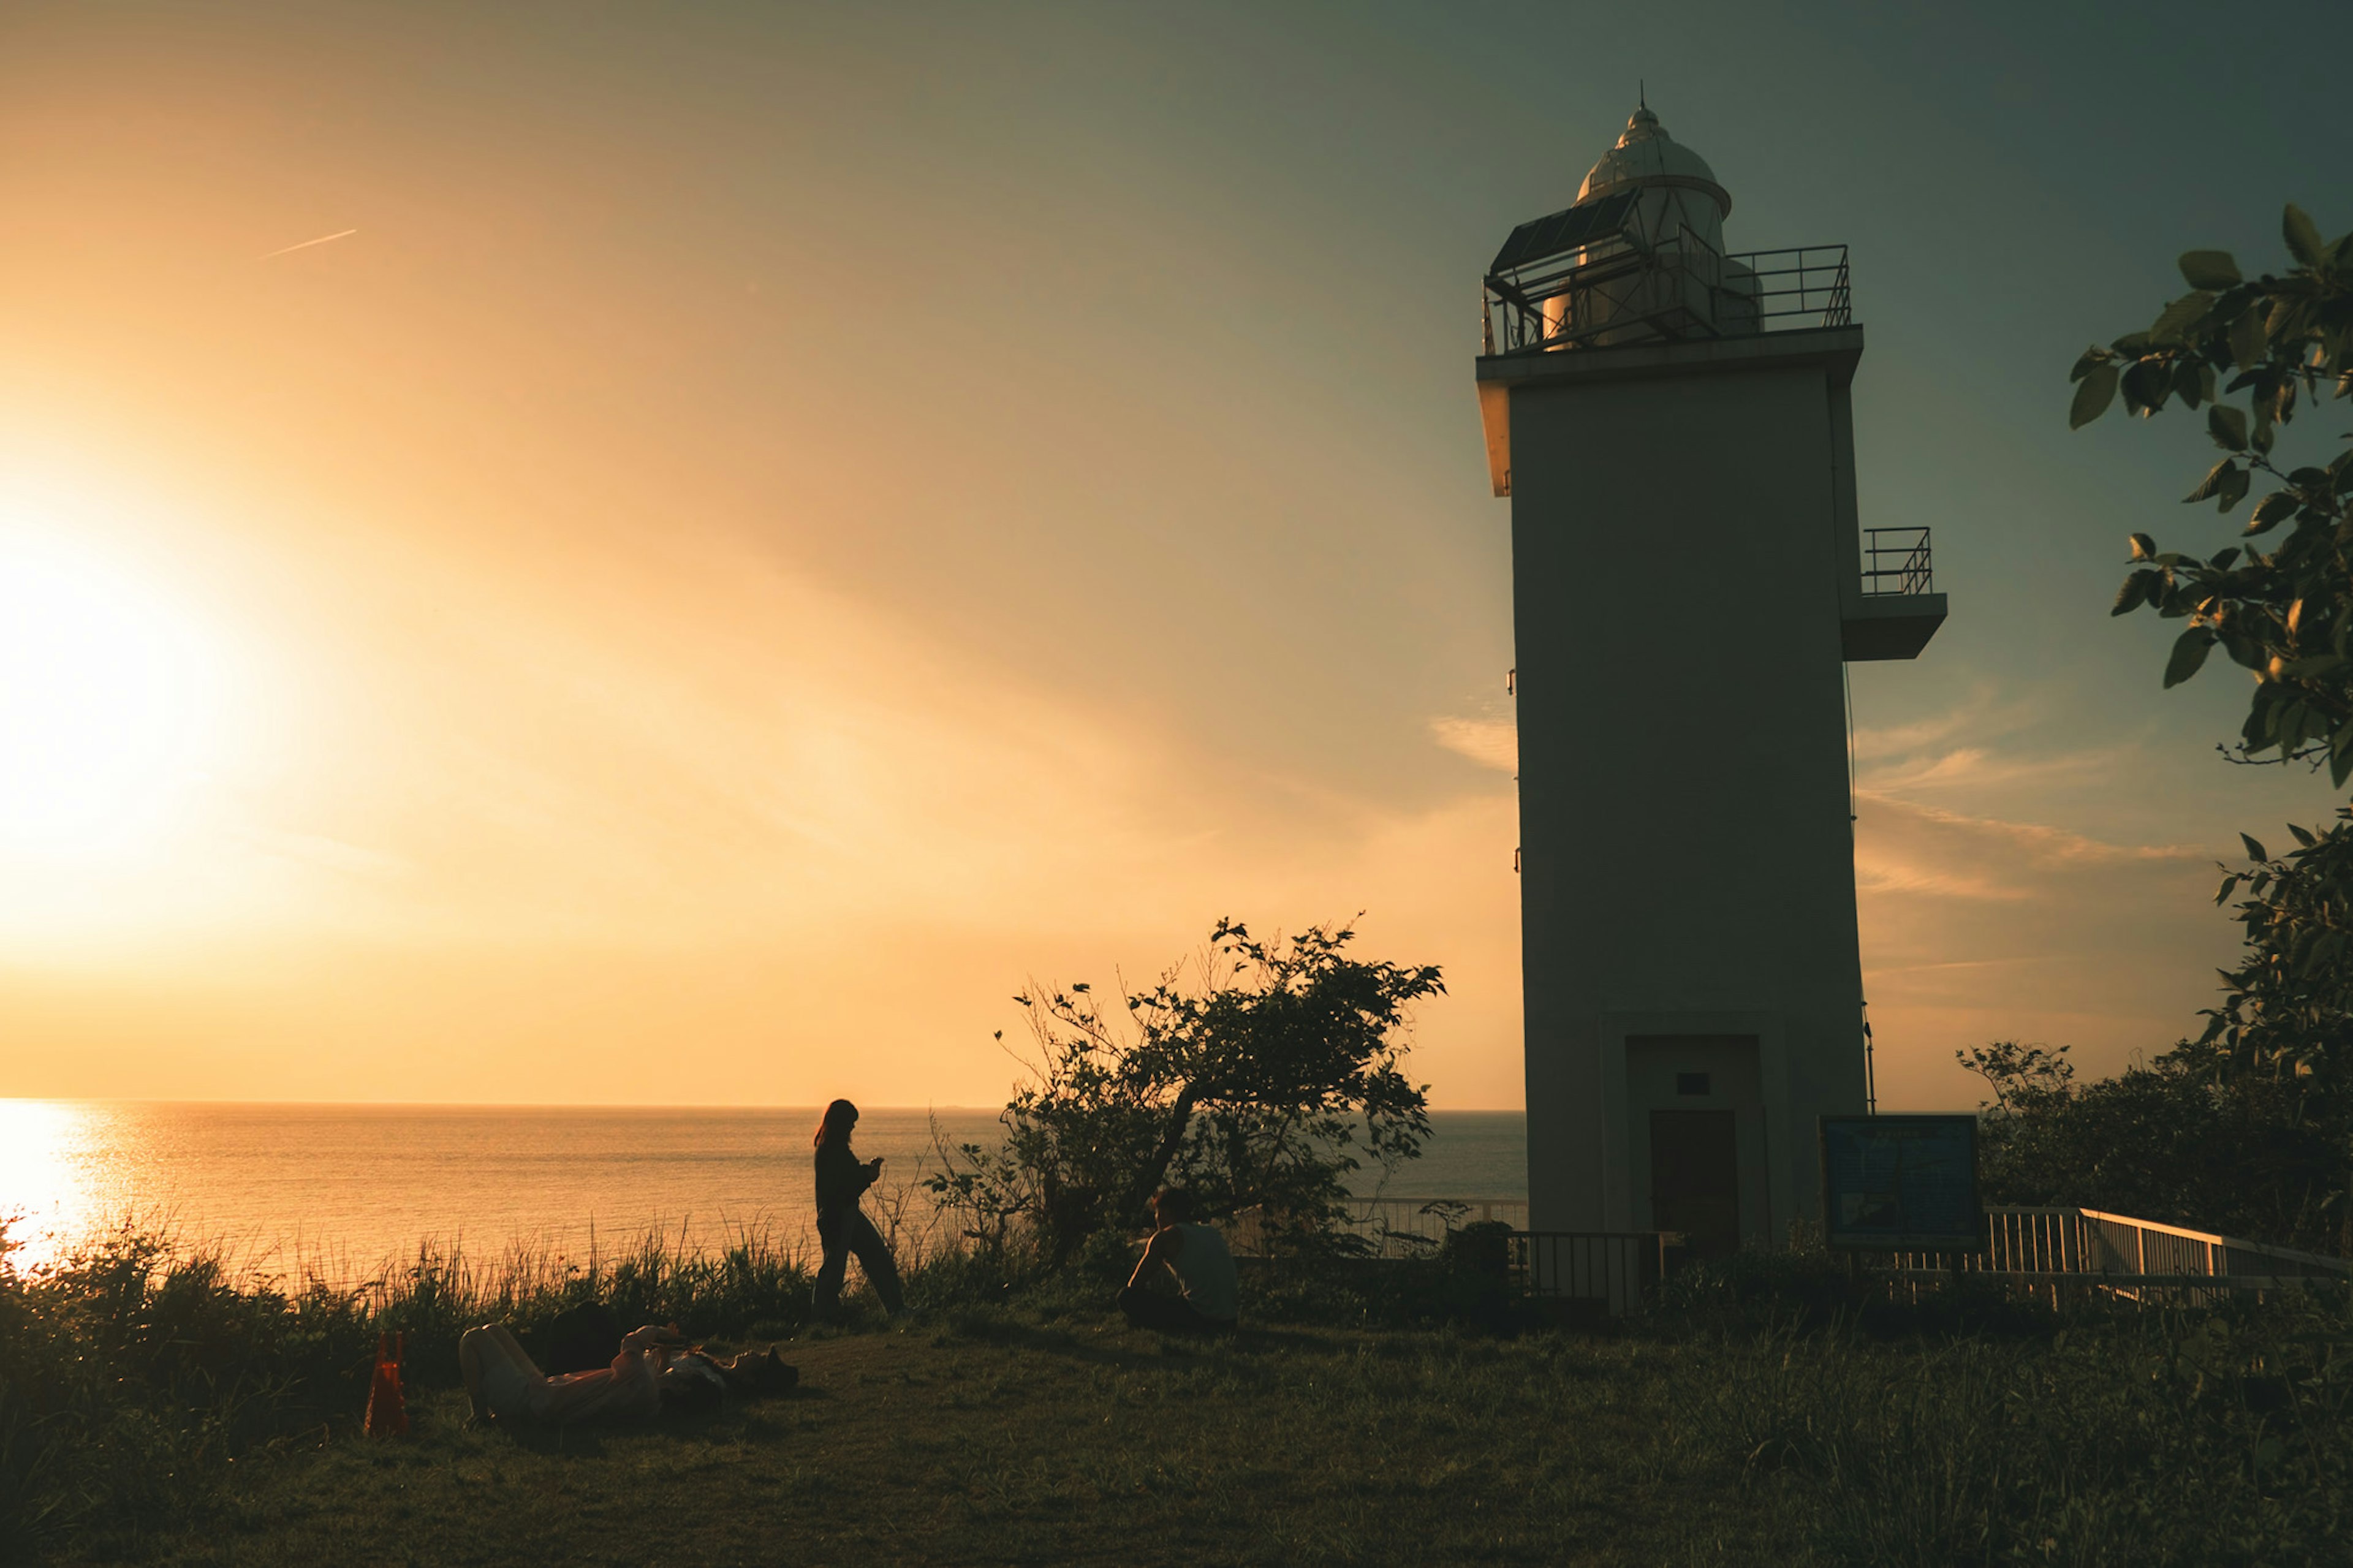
left=2070, top=204, right=2353, bottom=781
left=2202, top=815, right=2353, bottom=1082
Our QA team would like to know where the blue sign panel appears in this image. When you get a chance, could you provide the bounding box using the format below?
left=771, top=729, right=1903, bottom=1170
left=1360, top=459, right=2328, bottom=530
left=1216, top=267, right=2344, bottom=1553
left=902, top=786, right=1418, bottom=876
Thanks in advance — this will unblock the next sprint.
left=1819, top=1115, right=1982, bottom=1251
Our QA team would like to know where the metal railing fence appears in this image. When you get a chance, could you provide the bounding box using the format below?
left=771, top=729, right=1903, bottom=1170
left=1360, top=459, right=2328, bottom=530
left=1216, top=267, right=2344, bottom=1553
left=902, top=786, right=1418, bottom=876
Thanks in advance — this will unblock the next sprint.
left=1876, top=1206, right=2352, bottom=1307
left=1223, top=1197, right=1529, bottom=1260
left=1512, top=1230, right=1666, bottom=1317
left=1481, top=222, right=1851, bottom=357
left=1221, top=1203, right=1662, bottom=1317
left=1733, top=244, right=1853, bottom=331
left=1341, top=1197, right=1529, bottom=1255
left=1862, top=526, right=1934, bottom=596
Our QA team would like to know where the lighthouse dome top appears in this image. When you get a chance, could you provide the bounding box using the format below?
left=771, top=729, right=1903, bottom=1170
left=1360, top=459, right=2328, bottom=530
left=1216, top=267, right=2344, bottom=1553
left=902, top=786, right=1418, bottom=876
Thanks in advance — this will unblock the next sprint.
left=1575, top=105, right=1731, bottom=219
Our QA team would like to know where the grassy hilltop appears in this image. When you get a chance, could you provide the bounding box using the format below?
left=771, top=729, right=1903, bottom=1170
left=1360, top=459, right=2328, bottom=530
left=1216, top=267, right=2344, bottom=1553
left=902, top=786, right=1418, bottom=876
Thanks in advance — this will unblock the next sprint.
left=8, top=1225, right=2352, bottom=1567
left=134, top=1318, right=1777, bottom=1567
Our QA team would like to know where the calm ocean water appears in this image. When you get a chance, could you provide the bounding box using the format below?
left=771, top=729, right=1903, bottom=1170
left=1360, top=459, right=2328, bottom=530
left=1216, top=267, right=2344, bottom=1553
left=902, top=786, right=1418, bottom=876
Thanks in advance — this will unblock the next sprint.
left=0, top=1102, right=1525, bottom=1281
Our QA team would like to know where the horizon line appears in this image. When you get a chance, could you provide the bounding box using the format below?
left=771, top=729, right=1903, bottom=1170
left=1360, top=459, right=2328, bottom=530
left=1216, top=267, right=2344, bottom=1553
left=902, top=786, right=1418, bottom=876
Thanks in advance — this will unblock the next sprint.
left=0, top=1095, right=1533, bottom=1114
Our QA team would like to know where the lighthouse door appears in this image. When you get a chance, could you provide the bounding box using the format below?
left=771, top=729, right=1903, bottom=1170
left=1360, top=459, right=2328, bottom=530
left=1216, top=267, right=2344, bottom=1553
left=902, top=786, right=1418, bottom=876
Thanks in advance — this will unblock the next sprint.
left=1650, top=1110, right=1740, bottom=1259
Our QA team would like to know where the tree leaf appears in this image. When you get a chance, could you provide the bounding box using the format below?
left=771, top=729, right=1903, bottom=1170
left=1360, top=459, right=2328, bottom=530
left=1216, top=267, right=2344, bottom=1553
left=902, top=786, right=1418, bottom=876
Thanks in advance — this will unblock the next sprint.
left=2218, top=465, right=2252, bottom=512
left=2171, top=357, right=2205, bottom=409
left=2111, top=574, right=2151, bottom=616
left=2068, top=346, right=2110, bottom=383
left=2289, top=822, right=2318, bottom=848
left=2284, top=204, right=2325, bottom=269
left=2179, top=250, right=2242, bottom=290
left=2208, top=404, right=2248, bottom=452
left=2166, top=628, right=2217, bottom=688
left=2069, top=362, right=2118, bottom=427
left=2230, top=309, right=2269, bottom=369
left=2186, top=459, right=2237, bottom=503
left=2149, top=292, right=2214, bottom=343
left=2249, top=490, right=2301, bottom=527
left=2129, top=532, right=2158, bottom=561
left=2240, top=832, right=2268, bottom=862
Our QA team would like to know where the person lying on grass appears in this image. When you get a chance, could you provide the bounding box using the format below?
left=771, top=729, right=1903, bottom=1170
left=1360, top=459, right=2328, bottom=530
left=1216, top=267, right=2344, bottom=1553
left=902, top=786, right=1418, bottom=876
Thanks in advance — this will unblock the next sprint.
left=460, top=1322, right=792, bottom=1426
left=1118, top=1186, right=1238, bottom=1334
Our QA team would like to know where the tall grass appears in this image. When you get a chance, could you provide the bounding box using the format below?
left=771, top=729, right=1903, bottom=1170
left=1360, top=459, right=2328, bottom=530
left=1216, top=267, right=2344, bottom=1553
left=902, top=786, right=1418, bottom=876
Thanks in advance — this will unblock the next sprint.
left=0, top=1207, right=986, bottom=1559
left=1657, top=1296, right=2353, bottom=1566
left=7, top=1206, right=2351, bottom=1565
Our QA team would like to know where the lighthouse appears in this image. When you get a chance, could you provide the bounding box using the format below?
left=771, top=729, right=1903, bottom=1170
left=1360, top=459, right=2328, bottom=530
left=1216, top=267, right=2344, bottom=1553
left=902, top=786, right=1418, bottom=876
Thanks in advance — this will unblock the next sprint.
left=1477, top=106, right=1945, bottom=1254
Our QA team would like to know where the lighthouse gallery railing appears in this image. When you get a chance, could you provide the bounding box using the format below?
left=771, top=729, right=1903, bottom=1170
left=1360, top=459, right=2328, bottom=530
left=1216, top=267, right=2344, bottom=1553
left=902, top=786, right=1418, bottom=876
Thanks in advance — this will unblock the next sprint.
left=1482, top=211, right=1851, bottom=357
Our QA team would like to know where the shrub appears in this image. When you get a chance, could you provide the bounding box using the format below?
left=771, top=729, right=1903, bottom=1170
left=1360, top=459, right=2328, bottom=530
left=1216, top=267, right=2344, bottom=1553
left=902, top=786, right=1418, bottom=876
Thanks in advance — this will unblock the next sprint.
left=1963, top=1040, right=2347, bottom=1254
left=1675, top=1295, right=2353, bottom=1566
left=928, top=919, right=1443, bottom=1265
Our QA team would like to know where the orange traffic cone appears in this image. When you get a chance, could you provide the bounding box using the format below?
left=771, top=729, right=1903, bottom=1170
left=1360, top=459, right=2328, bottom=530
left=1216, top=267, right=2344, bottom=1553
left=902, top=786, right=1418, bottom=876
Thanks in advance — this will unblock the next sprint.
left=363, top=1331, right=409, bottom=1437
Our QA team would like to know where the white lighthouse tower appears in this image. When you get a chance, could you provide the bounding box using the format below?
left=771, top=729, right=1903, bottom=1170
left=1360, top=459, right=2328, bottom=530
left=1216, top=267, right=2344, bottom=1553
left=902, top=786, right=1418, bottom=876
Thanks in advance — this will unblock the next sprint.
left=1476, top=107, right=1945, bottom=1255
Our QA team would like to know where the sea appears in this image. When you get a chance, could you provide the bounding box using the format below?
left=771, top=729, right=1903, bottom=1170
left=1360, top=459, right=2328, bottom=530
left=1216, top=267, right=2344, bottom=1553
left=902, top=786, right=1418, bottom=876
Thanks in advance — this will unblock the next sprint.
left=0, top=1102, right=1525, bottom=1283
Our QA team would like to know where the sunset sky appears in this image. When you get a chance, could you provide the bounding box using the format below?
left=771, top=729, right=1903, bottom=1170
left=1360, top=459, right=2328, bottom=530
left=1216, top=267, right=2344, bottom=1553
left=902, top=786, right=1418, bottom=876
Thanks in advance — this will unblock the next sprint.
left=2, top=1, right=2347, bottom=1111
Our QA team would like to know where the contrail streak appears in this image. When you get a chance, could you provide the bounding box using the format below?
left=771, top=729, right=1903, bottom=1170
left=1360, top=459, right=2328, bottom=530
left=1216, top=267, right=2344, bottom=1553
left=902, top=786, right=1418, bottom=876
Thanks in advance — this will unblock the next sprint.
left=259, top=228, right=358, bottom=260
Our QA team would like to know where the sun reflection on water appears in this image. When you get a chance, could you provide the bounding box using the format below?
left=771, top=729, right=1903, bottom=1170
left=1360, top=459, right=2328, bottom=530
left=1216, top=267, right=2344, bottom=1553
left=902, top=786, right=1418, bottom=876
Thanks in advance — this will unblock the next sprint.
left=0, top=1099, right=107, bottom=1272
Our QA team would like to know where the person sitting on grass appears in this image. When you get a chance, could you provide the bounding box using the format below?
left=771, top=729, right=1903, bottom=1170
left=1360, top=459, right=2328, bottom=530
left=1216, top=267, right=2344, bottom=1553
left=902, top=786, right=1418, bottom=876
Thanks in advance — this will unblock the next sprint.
left=460, top=1322, right=782, bottom=1426
left=1118, top=1186, right=1238, bottom=1333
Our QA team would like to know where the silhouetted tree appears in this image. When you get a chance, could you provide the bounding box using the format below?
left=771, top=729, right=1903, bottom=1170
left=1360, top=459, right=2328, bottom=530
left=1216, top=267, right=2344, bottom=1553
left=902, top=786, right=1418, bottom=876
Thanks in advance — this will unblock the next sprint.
left=1963, top=1042, right=2341, bottom=1250
left=928, top=919, right=1442, bottom=1265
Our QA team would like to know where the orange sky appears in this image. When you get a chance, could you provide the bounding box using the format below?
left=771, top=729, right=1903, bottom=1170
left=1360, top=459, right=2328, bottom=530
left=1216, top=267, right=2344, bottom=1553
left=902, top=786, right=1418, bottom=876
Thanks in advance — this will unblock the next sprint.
left=2, top=2, right=2345, bottom=1110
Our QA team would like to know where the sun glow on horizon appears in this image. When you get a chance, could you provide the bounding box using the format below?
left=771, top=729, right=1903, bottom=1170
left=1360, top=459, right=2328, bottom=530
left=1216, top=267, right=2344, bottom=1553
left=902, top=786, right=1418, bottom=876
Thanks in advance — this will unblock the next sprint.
left=0, top=533, right=223, bottom=857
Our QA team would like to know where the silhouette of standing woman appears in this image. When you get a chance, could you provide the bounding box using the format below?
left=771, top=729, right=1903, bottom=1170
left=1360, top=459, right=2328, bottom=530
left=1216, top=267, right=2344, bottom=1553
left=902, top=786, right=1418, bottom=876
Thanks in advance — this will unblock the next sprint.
left=811, top=1099, right=906, bottom=1319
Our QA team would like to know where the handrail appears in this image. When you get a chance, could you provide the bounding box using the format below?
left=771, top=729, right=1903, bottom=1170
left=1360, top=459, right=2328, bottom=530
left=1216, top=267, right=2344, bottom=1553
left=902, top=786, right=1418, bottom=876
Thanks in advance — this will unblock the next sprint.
left=1480, top=216, right=1851, bottom=356
left=1222, top=1196, right=1530, bottom=1259
left=1338, top=1196, right=1529, bottom=1257
left=1511, top=1229, right=1667, bottom=1316
left=1880, top=1206, right=2351, bottom=1305
left=2072, top=1207, right=2349, bottom=1269
left=1862, top=527, right=1933, bottom=597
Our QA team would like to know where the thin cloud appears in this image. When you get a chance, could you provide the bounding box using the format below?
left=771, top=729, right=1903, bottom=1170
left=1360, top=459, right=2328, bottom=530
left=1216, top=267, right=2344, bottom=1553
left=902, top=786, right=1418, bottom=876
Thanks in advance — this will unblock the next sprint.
left=259, top=228, right=358, bottom=260
left=1428, top=715, right=1516, bottom=774
left=1854, top=790, right=2235, bottom=1107
left=1851, top=684, right=2037, bottom=762
left=1859, top=742, right=2138, bottom=798
left=1856, top=793, right=2205, bottom=906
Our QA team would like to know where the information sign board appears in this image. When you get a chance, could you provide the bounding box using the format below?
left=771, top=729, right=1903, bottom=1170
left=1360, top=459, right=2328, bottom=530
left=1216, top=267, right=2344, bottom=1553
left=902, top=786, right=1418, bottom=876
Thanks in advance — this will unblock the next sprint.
left=1818, top=1115, right=1982, bottom=1251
